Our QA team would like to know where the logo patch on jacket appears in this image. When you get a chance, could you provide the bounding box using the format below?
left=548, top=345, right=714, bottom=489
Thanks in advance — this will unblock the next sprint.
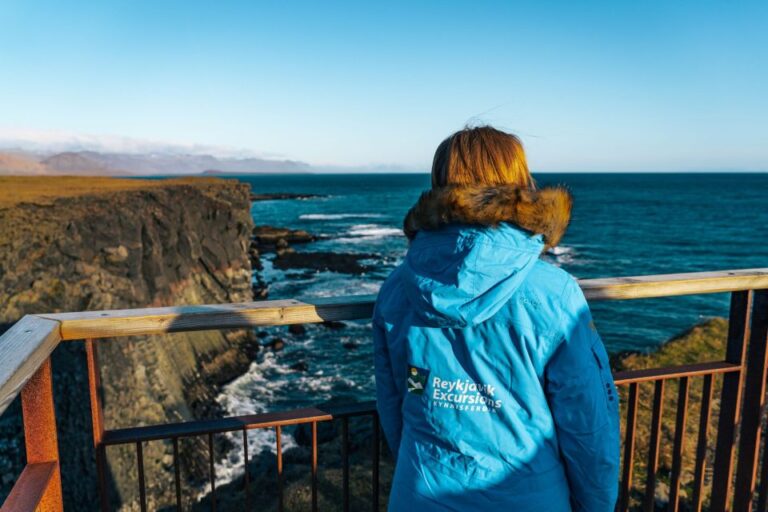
left=407, top=365, right=430, bottom=395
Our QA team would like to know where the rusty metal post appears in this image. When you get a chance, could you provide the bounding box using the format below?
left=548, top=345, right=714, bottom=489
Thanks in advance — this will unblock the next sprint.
left=732, top=290, right=768, bottom=512
left=20, top=357, right=63, bottom=512
left=712, top=290, right=753, bottom=510
left=86, top=339, right=109, bottom=512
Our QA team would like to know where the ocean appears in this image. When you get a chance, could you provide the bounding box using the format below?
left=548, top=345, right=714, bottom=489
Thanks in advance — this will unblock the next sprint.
left=212, top=172, right=768, bottom=485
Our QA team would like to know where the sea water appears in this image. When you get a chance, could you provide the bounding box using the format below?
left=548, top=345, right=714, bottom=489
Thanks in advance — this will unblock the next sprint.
left=213, top=172, right=768, bottom=485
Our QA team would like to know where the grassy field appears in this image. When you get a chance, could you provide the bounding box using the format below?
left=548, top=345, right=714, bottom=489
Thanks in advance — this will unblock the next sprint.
left=0, top=175, right=228, bottom=207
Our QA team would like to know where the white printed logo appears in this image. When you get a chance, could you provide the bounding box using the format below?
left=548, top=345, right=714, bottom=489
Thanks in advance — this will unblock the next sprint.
left=430, top=376, right=502, bottom=413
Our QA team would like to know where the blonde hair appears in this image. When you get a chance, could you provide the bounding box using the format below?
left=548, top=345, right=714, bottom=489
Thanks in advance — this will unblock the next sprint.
left=431, top=126, right=534, bottom=189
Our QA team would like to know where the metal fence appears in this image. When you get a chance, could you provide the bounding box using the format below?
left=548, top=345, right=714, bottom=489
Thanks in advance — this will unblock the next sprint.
left=1, top=269, right=768, bottom=512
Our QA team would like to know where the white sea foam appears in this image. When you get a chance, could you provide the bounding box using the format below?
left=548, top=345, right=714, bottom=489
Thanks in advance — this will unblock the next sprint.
left=210, top=343, right=365, bottom=491
left=307, top=280, right=382, bottom=297
left=546, top=245, right=576, bottom=265
left=548, top=246, right=572, bottom=256
left=346, top=224, right=403, bottom=238
left=209, top=352, right=299, bottom=490
left=299, top=213, right=384, bottom=220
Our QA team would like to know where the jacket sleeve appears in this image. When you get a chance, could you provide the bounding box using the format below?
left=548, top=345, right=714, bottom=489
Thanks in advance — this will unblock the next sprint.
left=545, top=278, right=620, bottom=512
left=373, top=317, right=403, bottom=458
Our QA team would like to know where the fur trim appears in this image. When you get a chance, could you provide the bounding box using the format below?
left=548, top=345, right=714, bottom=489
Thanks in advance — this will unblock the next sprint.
left=403, top=184, right=572, bottom=249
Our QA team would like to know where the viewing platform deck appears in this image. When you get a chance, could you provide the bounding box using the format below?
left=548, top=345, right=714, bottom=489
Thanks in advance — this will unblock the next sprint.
left=1, top=268, right=768, bottom=511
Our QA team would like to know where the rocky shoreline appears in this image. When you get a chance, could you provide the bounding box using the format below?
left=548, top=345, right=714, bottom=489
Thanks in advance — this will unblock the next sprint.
left=248, top=223, right=392, bottom=298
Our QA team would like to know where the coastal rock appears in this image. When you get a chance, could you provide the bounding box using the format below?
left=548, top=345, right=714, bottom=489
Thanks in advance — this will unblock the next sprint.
left=273, top=251, right=377, bottom=274
left=250, top=192, right=324, bottom=201
left=252, top=272, right=269, bottom=299
left=288, top=324, right=307, bottom=336
left=102, top=244, right=129, bottom=263
left=252, top=225, right=317, bottom=252
left=248, top=245, right=263, bottom=271
left=267, top=337, right=286, bottom=351
left=0, top=177, right=257, bottom=510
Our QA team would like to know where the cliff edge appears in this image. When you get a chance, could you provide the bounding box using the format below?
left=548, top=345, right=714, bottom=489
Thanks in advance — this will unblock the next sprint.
left=0, top=176, right=257, bottom=509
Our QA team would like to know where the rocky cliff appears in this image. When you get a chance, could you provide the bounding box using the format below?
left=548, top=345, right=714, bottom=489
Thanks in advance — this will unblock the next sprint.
left=0, top=177, right=257, bottom=510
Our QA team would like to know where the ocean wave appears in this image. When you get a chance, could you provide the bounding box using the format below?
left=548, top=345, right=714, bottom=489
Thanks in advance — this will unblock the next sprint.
left=299, top=213, right=384, bottom=220
left=211, top=345, right=367, bottom=491
left=346, top=224, right=403, bottom=238
left=210, top=352, right=299, bottom=490
left=548, top=246, right=572, bottom=256
left=546, top=245, right=576, bottom=265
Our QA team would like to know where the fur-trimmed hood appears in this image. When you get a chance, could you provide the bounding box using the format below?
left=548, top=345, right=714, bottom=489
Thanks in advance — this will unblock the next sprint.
left=403, top=184, right=572, bottom=250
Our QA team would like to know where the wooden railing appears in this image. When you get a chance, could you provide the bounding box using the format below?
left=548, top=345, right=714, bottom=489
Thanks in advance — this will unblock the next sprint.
left=1, top=268, right=768, bottom=511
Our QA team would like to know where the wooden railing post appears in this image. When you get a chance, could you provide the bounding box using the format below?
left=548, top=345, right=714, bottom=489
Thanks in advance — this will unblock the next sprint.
left=711, top=291, right=753, bottom=511
left=20, top=357, right=63, bottom=512
left=732, top=289, right=768, bottom=511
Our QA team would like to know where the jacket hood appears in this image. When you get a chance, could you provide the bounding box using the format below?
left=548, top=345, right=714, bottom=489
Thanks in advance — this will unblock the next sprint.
left=403, top=184, right=572, bottom=251
left=399, top=184, right=572, bottom=327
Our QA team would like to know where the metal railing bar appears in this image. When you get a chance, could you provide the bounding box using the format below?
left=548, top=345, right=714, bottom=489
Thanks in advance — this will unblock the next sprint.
left=618, top=382, right=638, bottom=512
left=18, top=357, right=63, bottom=512
left=324, top=401, right=379, bottom=418
left=312, top=421, right=318, bottom=512
left=372, top=413, right=380, bottom=512
left=692, top=374, right=714, bottom=512
left=136, top=442, right=147, bottom=512
left=173, top=437, right=182, bottom=511
left=668, top=377, right=689, bottom=512
left=613, top=361, right=740, bottom=385
left=86, top=339, right=110, bottom=512
left=277, top=425, right=284, bottom=512
left=101, top=407, right=336, bottom=445
left=733, top=289, right=768, bottom=511
left=0, top=462, right=58, bottom=512
left=644, top=380, right=665, bottom=512
left=342, top=417, right=350, bottom=512
left=757, top=428, right=768, bottom=512
left=95, top=446, right=108, bottom=512
left=712, top=290, right=753, bottom=510
left=242, top=429, right=249, bottom=510
left=208, top=432, right=216, bottom=512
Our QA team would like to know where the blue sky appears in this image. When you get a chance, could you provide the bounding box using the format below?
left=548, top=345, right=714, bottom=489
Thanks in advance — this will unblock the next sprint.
left=1, top=1, right=767, bottom=171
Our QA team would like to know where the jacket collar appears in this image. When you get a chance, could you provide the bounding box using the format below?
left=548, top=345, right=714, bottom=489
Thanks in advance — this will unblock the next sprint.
left=403, top=184, right=572, bottom=250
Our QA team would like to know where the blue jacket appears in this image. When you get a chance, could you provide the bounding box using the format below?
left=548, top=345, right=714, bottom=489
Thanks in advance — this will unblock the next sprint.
left=373, top=185, right=619, bottom=511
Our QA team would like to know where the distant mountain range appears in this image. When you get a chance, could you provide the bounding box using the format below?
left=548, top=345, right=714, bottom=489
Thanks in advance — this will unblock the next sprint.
left=0, top=150, right=311, bottom=176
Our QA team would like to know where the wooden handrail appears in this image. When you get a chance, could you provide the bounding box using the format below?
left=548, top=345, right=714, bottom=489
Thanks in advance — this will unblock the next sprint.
left=1, top=268, right=768, bottom=416
left=0, top=316, right=61, bottom=415
left=34, top=268, right=768, bottom=341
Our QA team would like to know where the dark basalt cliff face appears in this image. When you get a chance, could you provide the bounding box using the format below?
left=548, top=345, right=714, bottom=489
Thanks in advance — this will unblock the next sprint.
left=0, top=178, right=258, bottom=510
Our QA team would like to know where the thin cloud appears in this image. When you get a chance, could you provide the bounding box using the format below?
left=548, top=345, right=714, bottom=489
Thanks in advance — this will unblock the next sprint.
left=0, top=128, right=286, bottom=160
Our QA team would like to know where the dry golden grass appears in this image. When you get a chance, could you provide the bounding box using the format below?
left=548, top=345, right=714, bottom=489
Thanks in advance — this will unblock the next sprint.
left=0, top=175, right=228, bottom=207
